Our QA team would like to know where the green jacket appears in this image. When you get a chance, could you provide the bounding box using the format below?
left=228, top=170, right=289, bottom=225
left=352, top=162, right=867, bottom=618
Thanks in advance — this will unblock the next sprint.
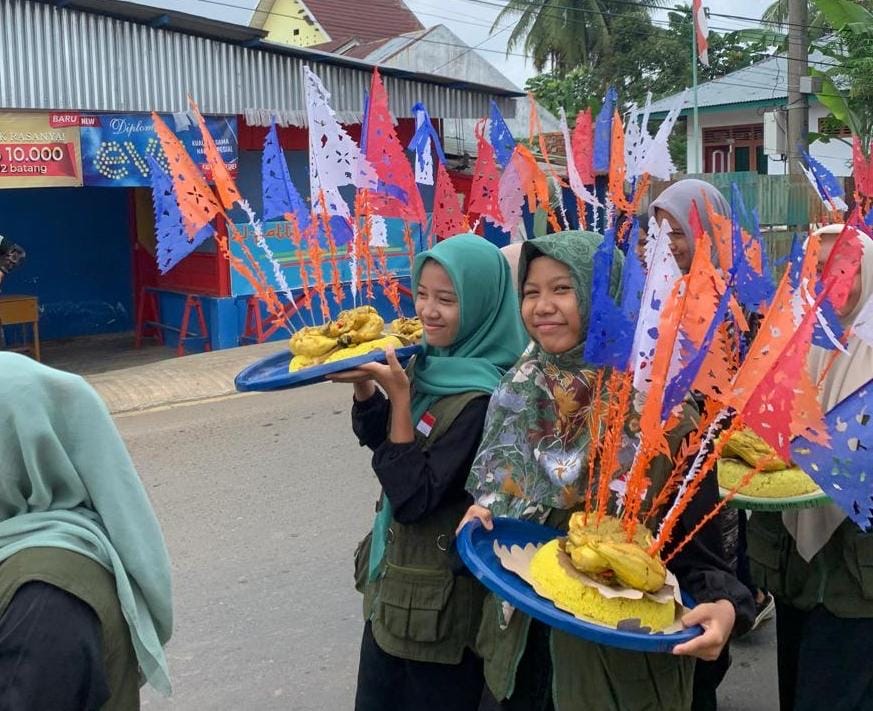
left=747, top=512, right=873, bottom=617
left=354, top=391, right=487, bottom=665
left=0, top=546, right=140, bottom=710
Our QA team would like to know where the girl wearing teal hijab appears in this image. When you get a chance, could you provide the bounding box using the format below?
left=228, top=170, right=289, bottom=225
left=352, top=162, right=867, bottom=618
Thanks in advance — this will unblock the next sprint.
left=0, top=353, right=173, bottom=709
left=329, top=233, right=527, bottom=711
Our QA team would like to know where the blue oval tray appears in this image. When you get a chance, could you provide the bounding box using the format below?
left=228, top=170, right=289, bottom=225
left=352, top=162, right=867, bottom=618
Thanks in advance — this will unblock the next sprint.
left=457, top=517, right=702, bottom=653
left=235, top=344, right=422, bottom=392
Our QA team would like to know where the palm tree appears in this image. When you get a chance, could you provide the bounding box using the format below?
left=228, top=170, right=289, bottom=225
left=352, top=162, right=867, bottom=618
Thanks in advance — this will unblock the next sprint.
left=761, top=0, right=873, bottom=38
left=494, top=0, right=625, bottom=75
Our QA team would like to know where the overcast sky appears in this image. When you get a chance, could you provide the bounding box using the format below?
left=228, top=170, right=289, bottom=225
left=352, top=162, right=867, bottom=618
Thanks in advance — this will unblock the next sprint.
left=127, top=0, right=774, bottom=88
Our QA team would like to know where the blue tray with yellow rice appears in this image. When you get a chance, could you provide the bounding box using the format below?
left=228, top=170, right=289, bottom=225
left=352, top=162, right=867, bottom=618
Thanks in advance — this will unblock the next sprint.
left=235, top=344, right=422, bottom=392
left=457, top=517, right=702, bottom=653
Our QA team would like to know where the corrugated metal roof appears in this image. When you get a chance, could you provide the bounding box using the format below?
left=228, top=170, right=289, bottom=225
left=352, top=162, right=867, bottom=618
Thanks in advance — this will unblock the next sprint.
left=648, top=50, right=832, bottom=117
left=0, top=0, right=520, bottom=123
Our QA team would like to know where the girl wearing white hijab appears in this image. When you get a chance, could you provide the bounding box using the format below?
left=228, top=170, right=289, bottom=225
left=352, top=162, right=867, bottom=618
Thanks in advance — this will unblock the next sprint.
left=747, top=224, right=873, bottom=711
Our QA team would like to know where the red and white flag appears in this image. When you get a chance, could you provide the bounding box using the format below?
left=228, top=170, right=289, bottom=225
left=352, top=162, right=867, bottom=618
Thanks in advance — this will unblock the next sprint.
left=693, top=0, right=709, bottom=67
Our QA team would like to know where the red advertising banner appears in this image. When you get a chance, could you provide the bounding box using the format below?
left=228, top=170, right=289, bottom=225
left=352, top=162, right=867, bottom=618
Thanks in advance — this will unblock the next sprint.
left=0, top=112, right=82, bottom=188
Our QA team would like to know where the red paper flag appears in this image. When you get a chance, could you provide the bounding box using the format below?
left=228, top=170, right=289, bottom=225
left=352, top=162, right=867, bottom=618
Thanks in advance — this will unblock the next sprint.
left=854, top=137, right=873, bottom=198
left=572, top=109, right=594, bottom=186
left=468, top=120, right=504, bottom=225
left=365, top=69, right=425, bottom=224
left=432, top=163, right=468, bottom=241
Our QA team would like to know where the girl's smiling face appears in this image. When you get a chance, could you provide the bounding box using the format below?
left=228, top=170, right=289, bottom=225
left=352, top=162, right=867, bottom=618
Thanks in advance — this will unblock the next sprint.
left=521, top=255, right=582, bottom=354
left=415, top=260, right=460, bottom=347
left=654, top=207, right=693, bottom=274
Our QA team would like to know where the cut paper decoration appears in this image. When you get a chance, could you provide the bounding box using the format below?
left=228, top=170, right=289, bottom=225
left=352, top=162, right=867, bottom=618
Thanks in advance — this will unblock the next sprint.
left=820, top=224, right=864, bottom=313
left=638, top=90, right=687, bottom=181
left=584, top=228, right=636, bottom=369
left=262, top=120, right=311, bottom=229
left=304, top=65, right=377, bottom=223
left=149, top=155, right=214, bottom=274
left=593, top=87, right=618, bottom=175
left=800, top=148, right=849, bottom=212
left=151, top=112, right=222, bottom=239
left=560, top=109, right=600, bottom=208
left=189, top=98, right=241, bottom=211
left=572, top=109, right=595, bottom=185
left=364, top=69, right=426, bottom=224
left=468, top=119, right=504, bottom=225
left=368, top=213, right=388, bottom=247
left=730, top=185, right=775, bottom=311
left=791, top=378, right=873, bottom=531
left=408, top=102, right=445, bottom=186
left=495, top=150, right=525, bottom=235
left=431, top=162, right=467, bottom=241
left=853, top=137, right=873, bottom=198
left=489, top=100, right=516, bottom=170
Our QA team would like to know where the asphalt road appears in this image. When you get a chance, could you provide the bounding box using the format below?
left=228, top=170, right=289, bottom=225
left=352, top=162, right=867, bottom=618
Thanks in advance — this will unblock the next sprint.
left=120, top=386, right=777, bottom=711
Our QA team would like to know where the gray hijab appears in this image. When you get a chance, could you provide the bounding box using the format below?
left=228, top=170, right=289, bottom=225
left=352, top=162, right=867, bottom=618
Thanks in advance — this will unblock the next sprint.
left=648, top=179, right=730, bottom=261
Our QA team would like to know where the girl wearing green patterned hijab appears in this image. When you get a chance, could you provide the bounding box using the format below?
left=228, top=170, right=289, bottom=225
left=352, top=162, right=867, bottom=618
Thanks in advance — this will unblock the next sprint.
left=0, top=353, right=173, bottom=708
left=463, top=231, right=625, bottom=520
left=331, top=233, right=527, bottom=711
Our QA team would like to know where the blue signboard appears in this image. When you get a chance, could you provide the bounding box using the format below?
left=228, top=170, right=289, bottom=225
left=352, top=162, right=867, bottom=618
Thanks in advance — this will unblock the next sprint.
left=228, top=218, right=423, bottom=297
left=80, top=113, right=237, bottom=187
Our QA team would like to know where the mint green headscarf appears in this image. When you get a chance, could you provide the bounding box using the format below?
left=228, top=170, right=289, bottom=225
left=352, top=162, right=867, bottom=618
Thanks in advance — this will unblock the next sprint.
left=368, top=234, right=528, bottom=580
left=0, top=353, right=173, bottom=694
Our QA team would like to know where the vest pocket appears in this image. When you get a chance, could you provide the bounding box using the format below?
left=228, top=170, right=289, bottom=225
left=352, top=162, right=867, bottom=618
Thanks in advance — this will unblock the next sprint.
left=746, top=514, right=790, bottom=598
left=376, top=563, right=455, bottom=643
left=846, top=533, right=873, bottom=600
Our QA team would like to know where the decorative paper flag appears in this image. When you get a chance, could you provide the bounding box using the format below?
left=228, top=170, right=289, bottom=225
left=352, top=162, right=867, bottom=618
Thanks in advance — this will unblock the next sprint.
left=631, top=217, right=683, bottom=397
left=584, top=228, right=636, bottom=368
left=621, top=223, right=646, bottom=325
left=854, top=137, right=873, bottom=198
left=431, top=162, right=467, bottom=241
left=559, top=109, right=600, bottom=207
left=262, top=120, right=311, bottom=229
left=468, top=119, right=504, bottom=226
left=820, top=224, right=865, bottom=313
left=151, top=112, right=222, bottom=239
left=495, top=151, right=525, bottom=234
left=693, top=0, right=710, bottom=67
left=304, top=65, right=377, bottom=223
left=572, top=109, right=595, bottom=185
left=189, top=98, right=241, bottom=211
left=593, top=87, right=618, bottom=174
left=639, top=90, right=687, bottom=181
left=800, top=149, right=849, bottom=211
left=148, top=156, right=214, bottom=274
left=368, top=214, right=388, bottom=247
left=730, top=184, right=775, bottom=311
left=364, top=69, right=426, bottom=224
left=408, top=102, right=445, bottom=186
left=791, top=378, right=873, bottom=530
left=489, top=101, right=515, bottom=170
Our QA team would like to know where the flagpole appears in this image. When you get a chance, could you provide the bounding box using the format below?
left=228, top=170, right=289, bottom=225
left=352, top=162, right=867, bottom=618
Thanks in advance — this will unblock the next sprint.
left=691, top=13, right=700, bottom=175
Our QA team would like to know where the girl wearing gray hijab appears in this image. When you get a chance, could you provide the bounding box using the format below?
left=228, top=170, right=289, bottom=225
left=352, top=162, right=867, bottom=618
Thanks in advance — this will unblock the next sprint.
left=648, top=178, right=731, bottom=274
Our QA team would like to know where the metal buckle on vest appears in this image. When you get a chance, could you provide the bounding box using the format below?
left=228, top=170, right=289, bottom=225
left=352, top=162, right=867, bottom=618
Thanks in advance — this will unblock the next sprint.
left=387, top=527, right=395, bottom=543
left=436, top=533, right=449, bottom=552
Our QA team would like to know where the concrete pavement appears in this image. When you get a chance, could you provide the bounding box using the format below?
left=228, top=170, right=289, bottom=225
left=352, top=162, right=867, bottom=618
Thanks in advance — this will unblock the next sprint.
left=85, top=341, right=285, bottom=415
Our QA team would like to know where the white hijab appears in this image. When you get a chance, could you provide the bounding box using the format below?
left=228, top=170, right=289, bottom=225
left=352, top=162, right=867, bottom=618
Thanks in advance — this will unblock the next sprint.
left=783, top=225, right=873, bottom=561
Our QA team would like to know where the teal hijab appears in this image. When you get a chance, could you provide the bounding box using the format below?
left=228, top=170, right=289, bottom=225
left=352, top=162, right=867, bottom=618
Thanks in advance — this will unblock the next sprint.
left=0, top=353, right=173, bottom=694
left=369, top=234, right=527, bottom=580
left=410, top=233, right=529, bottom=421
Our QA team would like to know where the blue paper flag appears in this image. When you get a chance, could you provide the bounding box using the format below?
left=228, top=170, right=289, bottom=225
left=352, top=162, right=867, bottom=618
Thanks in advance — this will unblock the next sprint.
left=661, top=283, right=733, bottom=420
left=583, top=228, right=636, bottom=369
left=730, top=184, right=775, bottom=311
left=593, top=87, right=618, bottom=175
left=261, top=120, right=311, bottom=229
left=791, top=378, right=873, bottom=530
left=866, top=207, right=873, bottom=228
left=620, top=227, right=646, bottom=326
left=801, top=148, right=846, bottom=207
left=408, top=102, right=447, bottom=168
left=489, top=101, right=515, bottom=170
left=148, top=156, right=214, bottom=275
left=788, top=232, right=805, bottom=290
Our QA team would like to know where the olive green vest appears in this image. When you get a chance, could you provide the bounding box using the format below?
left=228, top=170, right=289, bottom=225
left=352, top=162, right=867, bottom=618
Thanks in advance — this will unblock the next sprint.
left=747, top=512, right=873, bottom=617
left=475, top=403, right=700, bottom=710
left=0, top=546, right=141, bottom=710
left=354, top=390, right=487, bottom=665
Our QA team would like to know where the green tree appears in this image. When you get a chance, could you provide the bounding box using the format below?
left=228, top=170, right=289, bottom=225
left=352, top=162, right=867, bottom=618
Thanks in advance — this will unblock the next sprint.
left=761, top=0, right=873, bottom=39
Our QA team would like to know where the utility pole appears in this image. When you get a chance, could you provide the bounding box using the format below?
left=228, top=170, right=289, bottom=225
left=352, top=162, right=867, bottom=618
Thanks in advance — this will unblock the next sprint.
left=787, top=0, right=808, bottom=179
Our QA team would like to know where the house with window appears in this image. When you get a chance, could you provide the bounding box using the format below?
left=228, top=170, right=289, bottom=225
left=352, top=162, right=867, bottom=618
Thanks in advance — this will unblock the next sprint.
left=649, top=51, right=853, bottom=177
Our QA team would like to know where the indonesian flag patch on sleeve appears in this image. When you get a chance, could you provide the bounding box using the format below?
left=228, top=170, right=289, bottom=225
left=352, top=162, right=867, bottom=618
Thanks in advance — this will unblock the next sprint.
left=416, top=411, right=436, bottom=437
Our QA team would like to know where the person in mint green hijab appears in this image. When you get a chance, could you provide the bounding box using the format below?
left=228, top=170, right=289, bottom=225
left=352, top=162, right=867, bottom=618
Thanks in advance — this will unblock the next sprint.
left=0, top=353, right=173, bottom=709
left=329, top=233, right=527, bottom=711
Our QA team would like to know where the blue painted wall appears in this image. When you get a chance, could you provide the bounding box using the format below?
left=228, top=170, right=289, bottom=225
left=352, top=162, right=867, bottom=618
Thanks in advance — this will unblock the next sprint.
left=0, top=187, right=133, bottom=340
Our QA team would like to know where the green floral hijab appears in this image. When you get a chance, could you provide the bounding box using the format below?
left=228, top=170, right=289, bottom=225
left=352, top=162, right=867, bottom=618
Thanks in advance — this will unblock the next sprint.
left=466, top=231, right=633, bottom=519
left=0, top=353, right=173, bottom=694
